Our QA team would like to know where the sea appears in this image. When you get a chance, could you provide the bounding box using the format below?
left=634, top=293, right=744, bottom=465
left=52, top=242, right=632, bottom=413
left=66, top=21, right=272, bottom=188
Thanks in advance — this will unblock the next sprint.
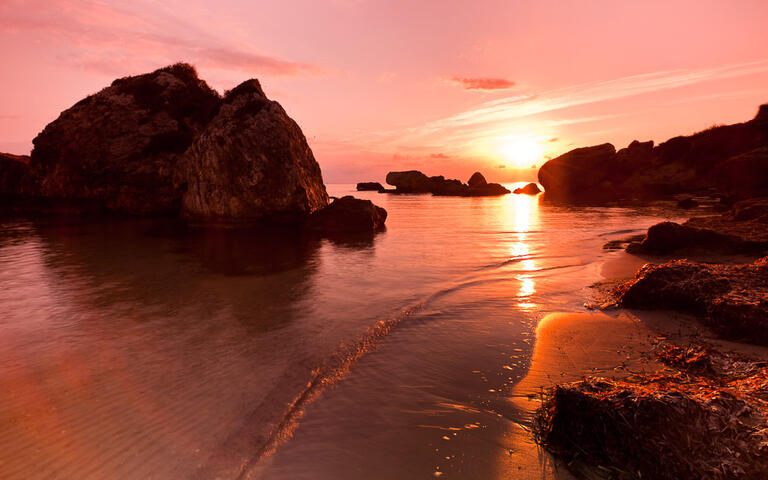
left=0, top=183, right=685, bottom=479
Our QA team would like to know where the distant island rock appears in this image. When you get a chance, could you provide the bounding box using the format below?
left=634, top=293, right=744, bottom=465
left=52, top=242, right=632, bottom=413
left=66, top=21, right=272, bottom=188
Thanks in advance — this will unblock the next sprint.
left=0, top=63, right=385, bottom=233
left=382, top=170, right=510, bottom=196
left=356, top=182, right=385, bottom=192
left=538, top=104, right=768, bottom=202
left=513, top=183, right=541, bottom=195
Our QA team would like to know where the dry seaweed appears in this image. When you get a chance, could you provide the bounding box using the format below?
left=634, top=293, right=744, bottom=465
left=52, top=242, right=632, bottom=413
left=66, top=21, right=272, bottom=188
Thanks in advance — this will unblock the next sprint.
left=534, top=345, right=768, bottom=479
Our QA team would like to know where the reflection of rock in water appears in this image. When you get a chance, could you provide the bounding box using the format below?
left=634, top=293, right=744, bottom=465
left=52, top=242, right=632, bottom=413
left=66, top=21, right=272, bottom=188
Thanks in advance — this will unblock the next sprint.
left=322, top=227, right=382, bottom=250
left=0, top=217, right=387, bottom=479
left=183, top=225, right=323, bottom=276
left=28, top=218, right=328, bottom=333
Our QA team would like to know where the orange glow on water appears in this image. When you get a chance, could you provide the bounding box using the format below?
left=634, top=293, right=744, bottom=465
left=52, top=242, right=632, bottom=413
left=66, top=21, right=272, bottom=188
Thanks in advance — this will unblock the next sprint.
left=500, top=189, right=541, bottom=309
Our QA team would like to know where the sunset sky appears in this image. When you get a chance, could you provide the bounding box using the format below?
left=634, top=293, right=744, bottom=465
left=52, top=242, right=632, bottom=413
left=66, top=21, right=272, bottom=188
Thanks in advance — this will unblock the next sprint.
left=1, top=0, right=767, bottom=183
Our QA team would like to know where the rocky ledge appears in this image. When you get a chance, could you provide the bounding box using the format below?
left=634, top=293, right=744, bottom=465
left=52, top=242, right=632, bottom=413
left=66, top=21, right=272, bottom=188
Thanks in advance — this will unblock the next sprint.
left=626, top=197, right=768, bottom=255
left=614, top=256, right=768, bottom=345
left=381, top=170, right=510, bottom=196
left=538, top=104, right=768, bottom=202
left=0, top=63, right=385, bottom=233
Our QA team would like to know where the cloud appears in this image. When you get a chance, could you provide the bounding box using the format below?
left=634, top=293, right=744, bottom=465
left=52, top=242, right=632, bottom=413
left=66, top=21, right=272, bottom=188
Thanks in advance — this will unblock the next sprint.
left=0, top=0, right=320, bottom=78
left=430, top=153, right=450, bottom=158
left=332, top=60, right=768, bottom=163
left=450, top=77, right=515, bottom=91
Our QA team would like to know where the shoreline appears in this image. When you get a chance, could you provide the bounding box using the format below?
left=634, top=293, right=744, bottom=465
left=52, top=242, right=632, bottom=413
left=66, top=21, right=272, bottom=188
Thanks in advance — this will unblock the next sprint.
left=523, top=228, right=768, bottom=478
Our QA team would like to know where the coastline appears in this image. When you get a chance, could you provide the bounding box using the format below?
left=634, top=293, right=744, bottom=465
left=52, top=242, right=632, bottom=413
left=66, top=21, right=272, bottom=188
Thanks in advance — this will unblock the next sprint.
left=522, top=237, right=768, bottom=478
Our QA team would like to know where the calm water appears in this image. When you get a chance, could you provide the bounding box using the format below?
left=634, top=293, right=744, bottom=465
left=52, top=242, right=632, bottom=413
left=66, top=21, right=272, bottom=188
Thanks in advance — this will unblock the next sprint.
left=0, top=184, right=684, bottom=479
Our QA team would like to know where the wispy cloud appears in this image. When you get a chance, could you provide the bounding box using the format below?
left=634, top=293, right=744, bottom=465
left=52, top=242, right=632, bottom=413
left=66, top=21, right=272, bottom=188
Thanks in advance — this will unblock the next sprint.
left=342, top=60, right=768, bottom=156
left=0, top=0, right=320, bottom=77
left=449, top=77, right=515, bottom=91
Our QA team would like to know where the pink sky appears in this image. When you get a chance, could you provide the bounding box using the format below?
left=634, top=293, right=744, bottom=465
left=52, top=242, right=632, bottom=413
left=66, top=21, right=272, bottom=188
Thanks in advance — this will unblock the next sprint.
left=1, top=0, right=767, bottom=183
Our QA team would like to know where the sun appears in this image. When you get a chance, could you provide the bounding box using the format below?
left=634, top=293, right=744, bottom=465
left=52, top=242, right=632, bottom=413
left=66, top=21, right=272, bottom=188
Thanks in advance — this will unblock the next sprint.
left=499, top=136, right=543, bottom=169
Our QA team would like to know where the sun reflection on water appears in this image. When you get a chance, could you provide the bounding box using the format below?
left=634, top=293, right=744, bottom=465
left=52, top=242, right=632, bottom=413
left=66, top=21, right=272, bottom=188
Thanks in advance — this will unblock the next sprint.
left=501, top=186, right=541, bottom=309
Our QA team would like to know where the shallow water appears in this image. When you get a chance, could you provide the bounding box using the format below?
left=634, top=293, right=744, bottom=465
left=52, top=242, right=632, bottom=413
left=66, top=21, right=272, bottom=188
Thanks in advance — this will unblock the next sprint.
left=0, top=184, right=685, bottom=479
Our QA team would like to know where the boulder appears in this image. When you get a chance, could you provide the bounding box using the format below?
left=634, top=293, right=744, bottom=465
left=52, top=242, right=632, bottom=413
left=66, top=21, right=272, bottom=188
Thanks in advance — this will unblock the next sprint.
left=537, top=143, right=617, bottom=201
left=468, top=182, right=511, bottom=196
left=182, top=80, right=329, bottom=225
left=305, top=195, right=387, bottom=233
left=513, top=183, right=541, bottom=195
left=385, top=170, right=433, bottom=193
left=467, top=172, right=487, bottom=188
left=30, top=63, right=221, bottom=214
left=356, top=182, right=385, bottom=192
left=616, top=257, right=768, bottom=344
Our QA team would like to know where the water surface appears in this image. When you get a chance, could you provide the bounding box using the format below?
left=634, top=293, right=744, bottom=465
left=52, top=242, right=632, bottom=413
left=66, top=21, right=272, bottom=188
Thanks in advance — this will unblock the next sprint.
left=0, top=184, right=684, bottom=479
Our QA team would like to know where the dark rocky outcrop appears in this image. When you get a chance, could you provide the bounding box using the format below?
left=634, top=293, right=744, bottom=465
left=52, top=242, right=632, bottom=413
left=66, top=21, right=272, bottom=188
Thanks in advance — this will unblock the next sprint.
left=513, top=182, right=541, bottom=195
left=537, top=143, right=616, bottom=201
left=616, top=257, right=768, bottom=344
left=467, top=171, right=487, bottom=188
left=0, top=64, right=384, bottom=231
left=430, top=176, right=470, bottom=196
left=385, top=170, right=510, bottom=196
left=467, top=182, right=511, bottom=196
left=538, top=104, right=768, bottom=202
left=0, top=153, right=35, bottom=197
left=181, top=79, right=328, bottom=225
left=30, top=63, right=221, bottom=215
left=627, top=198, right=768, bottom=255
left=385, top=170, right=433, bottom=193
left=305, top=196, right=386, bottom=233
left=356, top=182, right=385, bottom=192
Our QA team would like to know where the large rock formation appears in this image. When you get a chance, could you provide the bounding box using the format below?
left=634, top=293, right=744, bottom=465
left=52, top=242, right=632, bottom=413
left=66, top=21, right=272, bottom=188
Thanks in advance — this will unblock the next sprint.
left=181, top=80, right=328, bottom=225
left=538, top=143, right=616, bottom=201
left=0, top=63, right=378, bottom=231
left=384, top=170, right=510, bottom=196
left=30, top=63, right=221, bottom=214
left=538, top=104, right=768, bottom=202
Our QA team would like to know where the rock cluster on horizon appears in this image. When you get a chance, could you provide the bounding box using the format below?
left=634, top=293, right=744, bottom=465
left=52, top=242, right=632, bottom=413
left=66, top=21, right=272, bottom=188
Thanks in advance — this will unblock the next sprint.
left=0, top=63, right=385, bottom=232
left=513, top=182, right=541, bottom=195
left=538, top=105, right=768, bottom=202
left=381, top=170, right=510, bottom=196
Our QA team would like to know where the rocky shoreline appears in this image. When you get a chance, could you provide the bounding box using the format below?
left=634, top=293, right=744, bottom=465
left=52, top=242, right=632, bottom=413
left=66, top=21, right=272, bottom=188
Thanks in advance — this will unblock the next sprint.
left=531, top=103, right=768, bottom=478
left=537, top=104, right=768, bottom=203
left=534, top=199, right=768, bottom=478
